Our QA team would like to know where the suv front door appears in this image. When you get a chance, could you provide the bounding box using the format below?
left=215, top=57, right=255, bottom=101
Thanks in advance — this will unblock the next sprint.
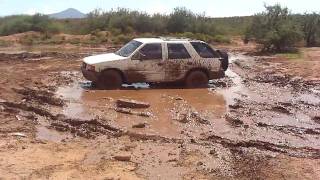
left=127, top=43, right=166, bottom=83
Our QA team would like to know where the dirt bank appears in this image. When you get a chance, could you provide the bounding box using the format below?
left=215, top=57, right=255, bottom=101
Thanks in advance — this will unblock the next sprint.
left=0, top=45, right=320, bottom=179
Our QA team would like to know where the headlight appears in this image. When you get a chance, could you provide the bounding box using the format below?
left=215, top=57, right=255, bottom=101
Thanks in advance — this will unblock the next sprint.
left=86, top=64, right=95, bottom=71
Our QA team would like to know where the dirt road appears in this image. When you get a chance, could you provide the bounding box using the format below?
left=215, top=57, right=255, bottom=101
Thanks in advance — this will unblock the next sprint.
left=0, top=45, right=320, bottom=179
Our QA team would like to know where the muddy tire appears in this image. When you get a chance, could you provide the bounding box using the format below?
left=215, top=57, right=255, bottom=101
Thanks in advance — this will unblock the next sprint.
left=96, top=70, right=123, bottom=89
left=185, top=70, right=209, bottom=88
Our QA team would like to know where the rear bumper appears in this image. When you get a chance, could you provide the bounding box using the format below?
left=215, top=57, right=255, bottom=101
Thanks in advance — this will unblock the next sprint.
left=81, top=66, right=99, bottom=82
left=208, top=70, right=225, bottom=79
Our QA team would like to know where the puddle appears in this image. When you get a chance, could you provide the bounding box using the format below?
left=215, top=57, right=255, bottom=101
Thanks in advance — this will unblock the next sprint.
left=217, top=54, right=250, bottom=105
left=297, top=94, right=320, bottom=105
left=36, top=118, right=73, bottom=142
left=56, top=84, right=227, bottom=137
left=36, top=126, right=73, bottom=142
left=54, top=54, right=254, bottom=137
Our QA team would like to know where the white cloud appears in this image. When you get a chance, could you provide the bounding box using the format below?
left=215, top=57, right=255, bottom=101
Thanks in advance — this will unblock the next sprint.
left=24, top=6, right=55, bottom=15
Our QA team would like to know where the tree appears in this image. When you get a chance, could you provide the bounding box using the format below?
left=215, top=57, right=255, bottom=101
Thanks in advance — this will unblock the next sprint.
left=246, top=4, right=303, bottom=52
left=167, top=7, right=193, bottom=33
left=302, top=13, right=320, bottom=47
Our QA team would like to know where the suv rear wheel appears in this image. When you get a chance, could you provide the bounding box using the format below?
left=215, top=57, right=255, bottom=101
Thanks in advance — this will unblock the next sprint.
left=96, top=70, right=123, bottom=89
left=185, top=70, right=209, bottom=88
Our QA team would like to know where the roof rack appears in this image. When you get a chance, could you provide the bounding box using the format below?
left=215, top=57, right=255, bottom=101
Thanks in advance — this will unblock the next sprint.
left=157, top=36, right=192, bottom=41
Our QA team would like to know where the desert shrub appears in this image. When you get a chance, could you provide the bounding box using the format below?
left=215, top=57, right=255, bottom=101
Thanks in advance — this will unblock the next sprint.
left=246, top=4, right=303, bottom=52
left=19, top=34, right=37, bottom=45
left=0, top=14, right=61, bottom=36
left=213, top=35, right=231, bottom=43
left=68, top=38, right=81, bottom=44
left=112, top=34, right=133, bottom=44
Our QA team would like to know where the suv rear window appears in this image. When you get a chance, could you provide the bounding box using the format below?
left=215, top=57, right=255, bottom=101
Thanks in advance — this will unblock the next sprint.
left=139, top=43, right=162, bottom=60
left=191, top=42, right=219, bottom=58
left=168, top=43, right=191, bottom=59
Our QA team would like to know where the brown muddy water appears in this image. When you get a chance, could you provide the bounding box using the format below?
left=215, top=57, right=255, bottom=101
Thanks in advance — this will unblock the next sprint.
left=52, top=54, right=246, bottom=139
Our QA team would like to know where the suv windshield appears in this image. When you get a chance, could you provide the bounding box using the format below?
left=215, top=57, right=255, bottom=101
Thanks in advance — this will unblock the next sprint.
left=115, top=40, right=142, bottom=57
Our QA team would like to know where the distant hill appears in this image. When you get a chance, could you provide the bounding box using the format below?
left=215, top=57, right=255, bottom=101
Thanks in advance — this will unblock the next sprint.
left=48, top=8, right=86, bottom=19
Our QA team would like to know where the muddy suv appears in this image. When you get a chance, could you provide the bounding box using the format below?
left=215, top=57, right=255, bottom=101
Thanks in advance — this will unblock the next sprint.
left=82, top=37, right=228, bottom=89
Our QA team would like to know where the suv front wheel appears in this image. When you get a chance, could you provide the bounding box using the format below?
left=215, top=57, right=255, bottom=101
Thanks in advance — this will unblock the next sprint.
left=96, top=70, right=123, bottom=89
left=185, top=70, right=209, bottom=88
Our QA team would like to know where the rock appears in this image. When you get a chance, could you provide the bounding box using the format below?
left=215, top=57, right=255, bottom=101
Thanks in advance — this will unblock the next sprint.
left=167, top=158, right=178, bottom=162
left=15, top=115, right=22, bottom=121
left=0, top=98, right=6, bottom=103
left=113, top=154, right=131, bottom=161
left=115, top=107, right=133, bottom=114
left=228, top=104, right=243, bottom=109
left=175, top=97, right=183, bottom=101
left=312, top=116, right=320, bottom=124
left=132, top=122, right=148, bottom=128
left=225, top=114, right=244, bottom=126
left=116, top=99, right=150, bottom=109
left=191, top=112, right=210, bottom=125
left=137, top=111, right=153, bottom=117
left=103, top=97, right=113, bottom=101
left=272, top=105, right=291, bottom=114
left=209, top=149, right=218, bottom=156
left=10, top=132, right=27, bottom=137
left=175, top=113, right=189, bottom=123
left=114, top=107, right=152, bottom=117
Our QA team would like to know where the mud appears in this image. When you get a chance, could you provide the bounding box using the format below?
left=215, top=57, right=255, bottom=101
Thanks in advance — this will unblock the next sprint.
left=0, top=45, right=320, bottom=179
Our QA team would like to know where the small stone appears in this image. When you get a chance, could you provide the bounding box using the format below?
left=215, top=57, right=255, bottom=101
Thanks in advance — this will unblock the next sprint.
left=209, top=149, right=218, bottom=156
left=197, top=161, right=204, bottom=166
left=132, top=122, right=147, bottom=128
left=116, top=99, right=150, bottom=109
left=103, top=97, right=113, bottom=101
left=114, top=154, right=131, bottom=161
left=225, top=113, right=244, bottom=126
left=10, top=132, right=27, bottom=137
left=15, top=115, right=22, bottom=121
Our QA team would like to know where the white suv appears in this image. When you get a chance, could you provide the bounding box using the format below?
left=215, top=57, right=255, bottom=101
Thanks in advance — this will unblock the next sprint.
left=82, top=37, right=228, bottom=89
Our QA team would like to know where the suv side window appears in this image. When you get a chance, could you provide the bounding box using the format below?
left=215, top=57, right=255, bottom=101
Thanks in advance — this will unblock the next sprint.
left=168, top=43, right=191, bottom=59
left=139, top=43, right=162, bottom=60
left=191, top=42, right=219, bottom=58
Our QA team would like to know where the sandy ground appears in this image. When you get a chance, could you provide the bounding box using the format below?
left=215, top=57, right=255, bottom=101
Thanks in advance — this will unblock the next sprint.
left=0, top=42, right=320, bottom=179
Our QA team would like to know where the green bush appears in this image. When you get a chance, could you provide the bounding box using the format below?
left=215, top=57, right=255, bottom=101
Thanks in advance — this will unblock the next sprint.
left=112, top=34, right=133, bottom=44
left=246, top=4, right=303, bottom=52
left=0, top=14, right=62, bottom=36
left=213, top=35, right=231, bottom=43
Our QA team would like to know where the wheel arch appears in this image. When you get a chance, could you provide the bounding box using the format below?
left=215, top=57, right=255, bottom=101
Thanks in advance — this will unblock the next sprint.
left=100, top=68, right=127, bottom=83
left=184, top=68, right=210, bottom=80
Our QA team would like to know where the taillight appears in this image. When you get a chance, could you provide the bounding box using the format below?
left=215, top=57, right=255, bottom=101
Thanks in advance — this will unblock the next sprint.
left=86, top=64, right=95, bottom=71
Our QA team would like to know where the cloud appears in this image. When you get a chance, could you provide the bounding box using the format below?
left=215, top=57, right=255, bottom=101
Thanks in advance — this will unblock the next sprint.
left=145, top=1, right=171, bottom=15
left=24, top=6, right=56, bottom=15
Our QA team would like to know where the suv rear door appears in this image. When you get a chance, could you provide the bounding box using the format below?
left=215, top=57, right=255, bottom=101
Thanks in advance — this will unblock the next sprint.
left=127, top=43, right=166, bottom=83
left=164, top=43, right=193, bottom=81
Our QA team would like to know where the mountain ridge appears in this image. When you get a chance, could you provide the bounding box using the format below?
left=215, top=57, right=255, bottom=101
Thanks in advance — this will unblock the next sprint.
left=48, top=8, right=86, bottom=19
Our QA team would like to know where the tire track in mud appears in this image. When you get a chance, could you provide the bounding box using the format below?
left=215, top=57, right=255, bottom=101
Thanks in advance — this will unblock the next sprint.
left=202, top=134, right=320, bottom=159
left=2, top=99, right=320, bottom=159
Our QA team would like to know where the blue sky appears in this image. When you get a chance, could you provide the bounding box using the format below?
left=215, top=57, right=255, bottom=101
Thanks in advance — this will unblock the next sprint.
left=0, top=0, right=319, bottom=17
